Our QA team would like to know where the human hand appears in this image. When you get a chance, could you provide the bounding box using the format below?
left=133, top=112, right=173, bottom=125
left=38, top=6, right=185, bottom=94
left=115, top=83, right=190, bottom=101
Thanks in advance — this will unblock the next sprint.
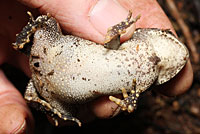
left=0, top=0, right=193, bottom=133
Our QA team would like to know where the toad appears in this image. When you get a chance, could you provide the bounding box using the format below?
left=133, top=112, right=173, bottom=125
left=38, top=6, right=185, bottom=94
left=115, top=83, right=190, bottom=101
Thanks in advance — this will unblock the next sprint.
left=12, top=11, right=189, bottom=126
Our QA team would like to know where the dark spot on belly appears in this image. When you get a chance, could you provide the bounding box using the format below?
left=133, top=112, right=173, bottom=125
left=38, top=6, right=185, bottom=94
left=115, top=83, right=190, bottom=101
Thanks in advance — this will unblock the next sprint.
left=121, top=53, right=126, bottom=56
left=55, top=51, right=63, bottom=57
left=128, top=70, right=130, bottom=75
left=125, top=57, right=129, bottom=61
left=47, top=70, right=54, bottom=76
left=43, top=47, right=47, bottom=55
left=92, top=90, right=101, bottom=95
left=82, top=77, right=86, bottom=81
left=73, top=41, right=80, bottom=47
left=148, top=55, right=161, bottom=65
left=117, top=65, right=121, bottom=68
left=118, top=72, right=120, bottom=75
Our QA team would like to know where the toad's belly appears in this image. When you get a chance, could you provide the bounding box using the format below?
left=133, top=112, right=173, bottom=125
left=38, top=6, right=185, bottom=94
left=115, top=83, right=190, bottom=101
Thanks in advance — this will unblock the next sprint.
left=32, top=35, right=159, bottom=103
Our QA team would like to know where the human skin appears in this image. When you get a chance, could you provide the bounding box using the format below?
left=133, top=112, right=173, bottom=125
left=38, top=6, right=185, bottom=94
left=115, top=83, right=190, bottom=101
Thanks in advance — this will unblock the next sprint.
left=0, top=0, right=193, bottom=133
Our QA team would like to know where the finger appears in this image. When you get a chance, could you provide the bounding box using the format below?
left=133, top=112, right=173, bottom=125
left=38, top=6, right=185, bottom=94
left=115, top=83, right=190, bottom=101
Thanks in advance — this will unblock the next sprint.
left=119, top=0, right=175, bottom=31
left=19, top=0, right=134, bottom=44
left=0, top=69, right=34, bottom=133
left=90, top=96, right=121, bottom=119
left=19, top=0, right=175, bottom=42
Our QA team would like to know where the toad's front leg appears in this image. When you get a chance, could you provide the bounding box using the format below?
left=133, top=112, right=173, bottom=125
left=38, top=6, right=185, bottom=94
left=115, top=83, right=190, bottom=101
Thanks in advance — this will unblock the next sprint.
left=109, top=79, right=142, bottom=113
left=104, top=11, right=140, bottom=50
left=12, top=12, right=51, bottom=51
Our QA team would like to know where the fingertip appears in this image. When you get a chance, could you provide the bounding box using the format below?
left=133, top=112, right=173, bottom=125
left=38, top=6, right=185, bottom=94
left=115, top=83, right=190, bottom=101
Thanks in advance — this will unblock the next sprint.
left=90, top=96, right=120, bottom=119
left=0, top=70, right=34, bottom=133
left=0, top=104, right=34, bottom=134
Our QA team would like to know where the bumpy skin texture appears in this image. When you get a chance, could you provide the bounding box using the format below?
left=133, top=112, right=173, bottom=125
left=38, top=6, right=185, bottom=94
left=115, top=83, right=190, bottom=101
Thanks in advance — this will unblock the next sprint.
left=13, top=13, right=189, bottom=126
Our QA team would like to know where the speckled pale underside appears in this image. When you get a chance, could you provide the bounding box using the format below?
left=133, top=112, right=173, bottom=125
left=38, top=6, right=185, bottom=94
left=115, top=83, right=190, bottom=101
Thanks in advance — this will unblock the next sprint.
left=31, top=23, right=188, bottom=100
left=13, top=13, right=189, bottom=126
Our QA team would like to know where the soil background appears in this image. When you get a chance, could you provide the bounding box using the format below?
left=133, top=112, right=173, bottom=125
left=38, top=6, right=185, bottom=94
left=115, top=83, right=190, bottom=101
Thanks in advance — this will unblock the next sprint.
left=1, top=0, right=200, bottom=134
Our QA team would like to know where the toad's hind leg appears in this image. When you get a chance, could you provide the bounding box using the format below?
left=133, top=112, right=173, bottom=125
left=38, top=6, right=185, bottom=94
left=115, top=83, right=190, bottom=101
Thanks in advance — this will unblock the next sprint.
left=109, top=79, right=141, bottom=113
left=104, top=11, right=141, bottom=50
left=25, top=79, right=81, bottom=126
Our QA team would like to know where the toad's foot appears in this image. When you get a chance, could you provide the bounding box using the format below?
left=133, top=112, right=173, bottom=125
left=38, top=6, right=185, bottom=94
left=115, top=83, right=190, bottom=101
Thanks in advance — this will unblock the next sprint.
left=25, top=79, right=81, bottom=127
left=104, top=11, right=141, bottom=50
left=109, top=79, right=140, bottom=113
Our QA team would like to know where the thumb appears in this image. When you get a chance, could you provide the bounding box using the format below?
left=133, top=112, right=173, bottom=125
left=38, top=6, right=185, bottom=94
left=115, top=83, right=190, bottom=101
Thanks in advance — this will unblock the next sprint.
left=19, top=0, right=134, bottom=44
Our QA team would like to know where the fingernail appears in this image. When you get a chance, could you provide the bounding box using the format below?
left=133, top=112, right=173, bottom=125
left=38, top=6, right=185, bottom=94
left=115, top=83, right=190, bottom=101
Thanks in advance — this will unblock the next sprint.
left=110, top=106, right=121, bottom=118
left=91, top=96, right=121, bottom=118
left=13, top=120, right=26, bottom=134
left=89, top=0, right=135, bottom=41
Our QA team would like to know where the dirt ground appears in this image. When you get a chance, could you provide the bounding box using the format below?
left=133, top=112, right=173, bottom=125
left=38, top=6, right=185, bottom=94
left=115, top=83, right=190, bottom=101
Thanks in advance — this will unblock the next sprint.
left=1, top=0, right=200, bottom=134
